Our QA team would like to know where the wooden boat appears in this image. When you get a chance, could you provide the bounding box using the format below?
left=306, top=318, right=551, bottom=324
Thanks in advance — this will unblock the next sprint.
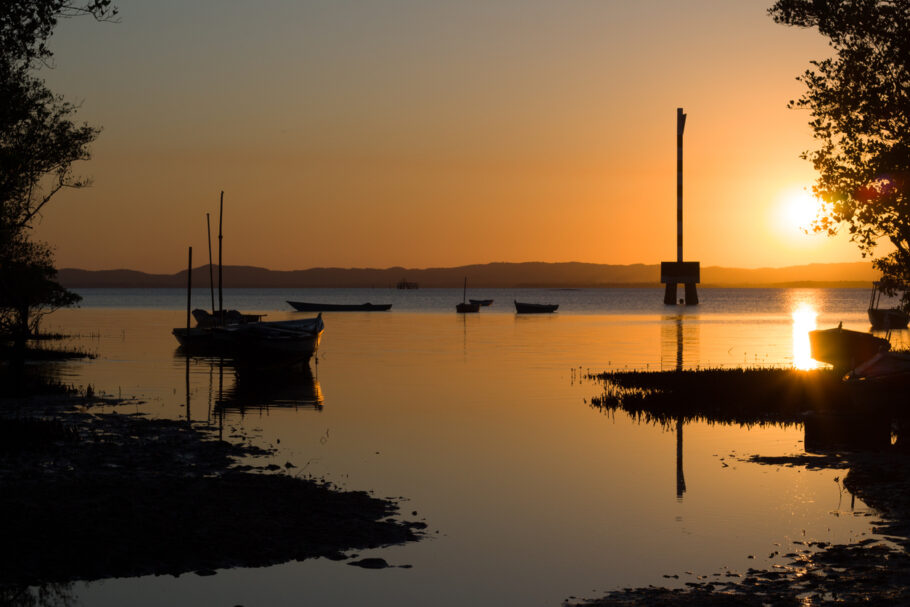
left=288, top=301, right=392, bottom=312
left=845, top=350, right=910, bottom=409
left=514, top=300, right=558, bottom=314
left=469, top=299, right=494, bottom=307
left=174, top=315, right=324, bottom=360
left=456, top=277, right=479, bottom=313
left=808, top=323, right=890, bottom=369
left=867, top=282, right=909, bottom=329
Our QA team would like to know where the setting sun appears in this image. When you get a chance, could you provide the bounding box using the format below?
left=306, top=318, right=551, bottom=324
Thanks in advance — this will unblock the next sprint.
left=780, top=188, right=823, bottom=233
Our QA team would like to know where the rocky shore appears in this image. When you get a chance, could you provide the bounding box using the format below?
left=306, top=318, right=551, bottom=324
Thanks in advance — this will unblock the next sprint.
left=0, top=393, right=425, bottom=590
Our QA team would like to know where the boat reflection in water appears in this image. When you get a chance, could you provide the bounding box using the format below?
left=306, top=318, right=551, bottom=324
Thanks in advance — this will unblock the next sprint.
left=177, top=351, right=324, bottom=425
left=803, top=412, right=891, bottom=453
left=216, top=360, right=324, bottom=415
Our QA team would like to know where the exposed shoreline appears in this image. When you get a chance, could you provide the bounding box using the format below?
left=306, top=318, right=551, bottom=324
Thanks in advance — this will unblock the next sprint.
left=0, top=392, right=425, bottom=590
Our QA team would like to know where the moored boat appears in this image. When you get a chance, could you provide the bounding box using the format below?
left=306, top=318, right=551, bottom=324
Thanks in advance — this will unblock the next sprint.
left=469, top=299, right=494, bottom=307
left=845, top=350, right=910, bottom=409
left=808, top=323, right=890, bottom=370
left=287, top=301, right=392, bottom=312
left=867, top=282, right=909, bottom=329
left=456, top=277, right=479, bottom=313
left=514, top=300, right=558, bottom=314
left=174, top=315, right=324, bottom=361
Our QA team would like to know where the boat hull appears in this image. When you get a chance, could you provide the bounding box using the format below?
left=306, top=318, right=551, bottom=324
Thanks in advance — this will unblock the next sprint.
left=287, top=301, right=392, bottom=312
left=173, top=316, right=324, bottom=361
left=808, top=326, right=889, bottom=369
left=456, top=302, right=480, bottom=313
left=868, top=307, right=910, bottom=330
left=514, top=300, right=558, bottom=314
left=469, top=299, right=494, bottom=306
left=846, top=351, right=910, bottom=409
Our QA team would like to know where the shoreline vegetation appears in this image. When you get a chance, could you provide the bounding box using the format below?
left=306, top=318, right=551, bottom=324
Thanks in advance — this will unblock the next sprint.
left=0, top=384, right=426, bottom=595
left=574, top=367, right=910, bottom=606
left=57, top=261, right=878, bottom=290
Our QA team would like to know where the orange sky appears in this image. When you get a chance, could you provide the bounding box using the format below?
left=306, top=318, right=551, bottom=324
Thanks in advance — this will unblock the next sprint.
left=32, top=1, right=868, bottom=273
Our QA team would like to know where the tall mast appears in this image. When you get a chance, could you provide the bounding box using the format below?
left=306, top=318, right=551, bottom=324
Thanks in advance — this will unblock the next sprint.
left=206, top=213, right=215, bottom=315
left=218, top=191, right=224, bottom=322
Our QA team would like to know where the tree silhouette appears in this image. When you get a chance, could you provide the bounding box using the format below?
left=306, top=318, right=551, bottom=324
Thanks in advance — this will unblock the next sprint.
left=770, top=0, right=910, bottom=307
left=0, top=1, right=116, bottom=354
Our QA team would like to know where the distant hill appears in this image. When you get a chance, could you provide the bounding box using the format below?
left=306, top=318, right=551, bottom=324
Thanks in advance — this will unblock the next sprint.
left=57, top=261, right=879, bottom=289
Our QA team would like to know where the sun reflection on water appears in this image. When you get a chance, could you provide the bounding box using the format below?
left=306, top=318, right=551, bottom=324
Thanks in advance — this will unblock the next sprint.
left=792, top=303, right=821, bottom=370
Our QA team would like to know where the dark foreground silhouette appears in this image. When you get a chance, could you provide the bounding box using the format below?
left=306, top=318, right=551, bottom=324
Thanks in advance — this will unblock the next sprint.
left=0, top=396, right=424, bottom=588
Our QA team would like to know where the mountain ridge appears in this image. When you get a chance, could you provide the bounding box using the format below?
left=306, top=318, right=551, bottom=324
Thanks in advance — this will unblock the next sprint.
left=57, top=261, right=878, bottom=289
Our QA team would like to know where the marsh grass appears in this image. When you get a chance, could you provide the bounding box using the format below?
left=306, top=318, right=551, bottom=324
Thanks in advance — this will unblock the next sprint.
left=590, top=367, right=852, bottom=427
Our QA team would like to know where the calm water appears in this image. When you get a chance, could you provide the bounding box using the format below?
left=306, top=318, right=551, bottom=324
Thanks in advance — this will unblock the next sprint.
left=35, top=288, right=908, bottom=606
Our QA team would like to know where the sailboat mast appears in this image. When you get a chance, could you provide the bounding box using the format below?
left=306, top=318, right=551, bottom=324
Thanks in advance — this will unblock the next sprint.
left=185, top=247, right=192, bottom=334
left=207, top=213, right=215, bottom=315
left=218, top=191, right=224, bottom=322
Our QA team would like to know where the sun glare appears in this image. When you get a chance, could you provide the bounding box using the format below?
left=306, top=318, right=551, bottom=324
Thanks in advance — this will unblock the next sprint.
left=792, top=303, right=821, bottom=370
left=780, top=189, right=822, bottom=233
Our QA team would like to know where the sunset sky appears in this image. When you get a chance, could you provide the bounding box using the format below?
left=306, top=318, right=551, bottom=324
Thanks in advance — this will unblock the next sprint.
left=33, top=0, right=869, bottom=273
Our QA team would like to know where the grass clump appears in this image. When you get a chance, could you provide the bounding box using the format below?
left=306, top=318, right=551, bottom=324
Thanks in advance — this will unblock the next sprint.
left=590, top=367, right=851, bottom=426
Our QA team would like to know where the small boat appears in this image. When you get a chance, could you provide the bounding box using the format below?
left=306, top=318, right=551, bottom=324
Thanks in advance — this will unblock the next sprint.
left=808, top=323, right=890, bottom=369
left=457, top=277, right=480, bottom=313
left=867, top=282, right=909, bottom=329
left=174, top=315, right=324, bottom=361
left=845, top=350, right=910, bottom=409
left=469, top=299, right=494, bottom=307
left=288, top=301, right=392, bottom=312
left=514, top=300, right=558, bottom=314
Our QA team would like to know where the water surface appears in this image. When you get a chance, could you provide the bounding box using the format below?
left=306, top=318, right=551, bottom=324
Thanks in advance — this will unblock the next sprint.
left=35, top=288, right=904, bottom=606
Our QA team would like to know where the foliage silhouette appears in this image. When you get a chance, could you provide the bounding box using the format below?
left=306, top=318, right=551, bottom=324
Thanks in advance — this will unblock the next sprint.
left=0, top=2, right=115, bottom=353
left=770, top=1, right=910, bottom=308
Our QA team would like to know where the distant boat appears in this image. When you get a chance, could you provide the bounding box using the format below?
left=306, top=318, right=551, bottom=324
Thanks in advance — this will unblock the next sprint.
left=867, top=282, right=909, bottom=329
left=173, top=315, right=324, bottom=361
left=514, top=300, right=558, bottom=314
left=397, top=279, right=419, bottom=290
left=457, top=277, right=480, bottom=313
left=808, top=323, right=889, bottom=369
left=288, top=301, right=392, bottom=312
left=469, top=299, right=494, bottom=307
